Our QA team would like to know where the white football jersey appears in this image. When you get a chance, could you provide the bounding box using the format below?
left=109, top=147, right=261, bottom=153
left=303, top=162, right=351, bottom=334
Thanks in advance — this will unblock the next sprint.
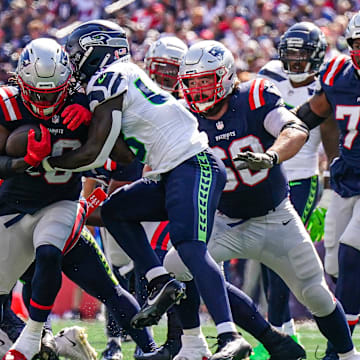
left=258, top=60, right=321, bottom=181
left=86, top=61, right=208, bottom=179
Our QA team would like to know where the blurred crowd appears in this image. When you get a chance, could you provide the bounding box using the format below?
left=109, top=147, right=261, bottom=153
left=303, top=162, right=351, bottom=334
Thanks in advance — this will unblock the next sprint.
left=0, top=0, right=359, bottom=83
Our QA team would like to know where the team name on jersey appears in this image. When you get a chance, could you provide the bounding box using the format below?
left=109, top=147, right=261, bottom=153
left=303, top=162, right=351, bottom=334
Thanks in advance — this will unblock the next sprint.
left=48, top=128, right=64, bottom=136
left=215, top=131, right=236, bottom=142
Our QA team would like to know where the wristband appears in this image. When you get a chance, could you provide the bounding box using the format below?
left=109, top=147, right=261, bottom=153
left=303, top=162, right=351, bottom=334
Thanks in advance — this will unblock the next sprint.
left=266, top=150, right=279, bottom=165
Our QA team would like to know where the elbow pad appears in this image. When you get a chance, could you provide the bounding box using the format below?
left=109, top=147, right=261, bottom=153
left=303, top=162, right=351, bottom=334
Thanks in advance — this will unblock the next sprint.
left=293, top=102, right=326, bottom=130
left=280, top=120, right=310, bottom=141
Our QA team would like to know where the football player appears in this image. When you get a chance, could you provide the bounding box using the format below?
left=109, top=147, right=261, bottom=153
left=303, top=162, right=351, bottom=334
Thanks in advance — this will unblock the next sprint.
left=144, top=36, right=188, bottom=98
left=0, top=38, right=159, bottom=360
left=42, top=20, right=253, bottom=360
left=163, top=39, right=360, bottom=360
left=251, top=22, right=330, bottom=360
left=293, top=11, right=360, bottom=360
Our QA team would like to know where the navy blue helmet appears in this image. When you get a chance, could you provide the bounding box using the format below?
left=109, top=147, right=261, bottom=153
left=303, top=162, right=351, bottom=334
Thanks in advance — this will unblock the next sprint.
left=278, top=22, right=327, bottom=83
left=65, top=20, right=130, bottom=83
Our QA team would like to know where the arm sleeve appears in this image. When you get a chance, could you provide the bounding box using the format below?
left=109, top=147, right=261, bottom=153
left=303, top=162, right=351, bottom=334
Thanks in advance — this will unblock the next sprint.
left=263, top=106, right=302, bottom=137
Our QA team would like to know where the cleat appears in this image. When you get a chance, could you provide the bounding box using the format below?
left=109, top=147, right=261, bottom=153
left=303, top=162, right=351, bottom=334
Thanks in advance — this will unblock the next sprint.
left=174, top=334, right=211, bottom=360
left=291, top=333, right=303, bottom=347
left=0, top=329, right=13, bottom=359
left=134, top=339, right=182, bottom=360
left=38, top=329, right=59, bottom=360
left=131, top=279, right=186, bottom=329
left=209, top=334, right=252, bottom=360
left=267, top=333, right=306, bottom=360
left=3, top=349, right=27, bottom=360
left=322, top=352, right=338, bottom=360
left=101, top=340, right=123, bottom=360
left=54, top=326, right=97, bottom=360
left=250, top=343, right=268, bottom=360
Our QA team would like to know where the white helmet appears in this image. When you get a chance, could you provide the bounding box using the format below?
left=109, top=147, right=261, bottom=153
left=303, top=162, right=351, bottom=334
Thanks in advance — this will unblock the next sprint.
left=345, top=11, right=360, bottom=71
left=145, top=36, right=188, bottom=92
left=16, top=38, right=72, bottom=119
left=178, top=40, right=236, bottom=113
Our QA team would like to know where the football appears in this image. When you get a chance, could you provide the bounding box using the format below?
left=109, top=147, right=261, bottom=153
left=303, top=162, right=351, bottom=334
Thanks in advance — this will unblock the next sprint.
left=5, top=124, right=42, bottom=157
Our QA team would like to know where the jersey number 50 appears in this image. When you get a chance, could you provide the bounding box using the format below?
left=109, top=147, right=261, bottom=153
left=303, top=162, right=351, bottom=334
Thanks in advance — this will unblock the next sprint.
left=212, top=135, right=269, bottom=190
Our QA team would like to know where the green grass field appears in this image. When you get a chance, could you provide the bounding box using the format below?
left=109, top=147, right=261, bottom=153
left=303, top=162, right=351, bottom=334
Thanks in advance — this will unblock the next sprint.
left=51, top=319, right=360, bottom=360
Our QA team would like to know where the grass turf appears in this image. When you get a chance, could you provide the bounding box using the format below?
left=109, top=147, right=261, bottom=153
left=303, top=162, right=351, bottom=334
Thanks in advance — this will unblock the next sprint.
left=51, top=319, right=360, bottom=360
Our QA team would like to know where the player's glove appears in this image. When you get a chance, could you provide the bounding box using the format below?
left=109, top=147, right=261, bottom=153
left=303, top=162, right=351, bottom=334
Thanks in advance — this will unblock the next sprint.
left=306, top=207, right=327, bottom=242
left=233, top=150, right=279, bottom=171
left=24, top=124, right=51, bottom=167
left=62, top=104, right=92, bottom=131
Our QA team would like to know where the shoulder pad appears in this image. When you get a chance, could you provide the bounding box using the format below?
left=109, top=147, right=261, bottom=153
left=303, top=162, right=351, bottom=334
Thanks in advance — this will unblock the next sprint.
left=0, top=86, right=22, bottom=122
left=258, top=61, right=287, bottom=82
left=87, top=71, right=127, bottom=112
left=248, top=78, right=282, bottom=110
left=321, top=55, right=350, bottom=87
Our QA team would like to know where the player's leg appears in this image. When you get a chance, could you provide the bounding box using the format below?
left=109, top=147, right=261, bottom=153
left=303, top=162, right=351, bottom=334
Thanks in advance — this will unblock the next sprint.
left=259, top=198, right=357, bottom=358
left=164, top=240, right=306, bottom=360
left=5, top=200, right=86, bottom=360
left=101, top=227, right=133, bottom=360
left=322, top=195, right=360, bottom=360
left=164, top=151, right=252, bottom=360
left=101, top=178, right=186, bottom=328
left=253, top=176, right=319, bottom=360
left=62, top=228, right=157, bottom=354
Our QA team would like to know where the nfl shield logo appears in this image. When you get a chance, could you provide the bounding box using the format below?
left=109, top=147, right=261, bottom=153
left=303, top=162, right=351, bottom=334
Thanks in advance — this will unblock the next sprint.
left=216, top=121, right=224, bottom=130
left=52, top=115, right=60, bottom=124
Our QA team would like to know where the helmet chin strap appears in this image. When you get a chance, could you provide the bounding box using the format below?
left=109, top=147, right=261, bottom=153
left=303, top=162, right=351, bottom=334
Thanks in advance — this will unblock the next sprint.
left=288, top=72, right=311, bottom=83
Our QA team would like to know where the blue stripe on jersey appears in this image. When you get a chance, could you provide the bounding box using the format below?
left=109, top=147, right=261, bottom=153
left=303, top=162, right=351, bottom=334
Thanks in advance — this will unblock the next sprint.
left=258, top=68, right=287, bottom=82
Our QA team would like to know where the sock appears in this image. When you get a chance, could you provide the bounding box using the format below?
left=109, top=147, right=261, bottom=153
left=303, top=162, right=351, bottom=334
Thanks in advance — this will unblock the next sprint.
left=282, top=319, right=296, bottom=336
left=265, top=268, right=291, bottom=327
left=226, top=282, right=269, bottom=338
left=29, top=245, right=62, bottom=322
left=174, top=280, right=201, bottom=330
left=337, top=244, right=360, bottom=317
left=313, top=301, right=353, bottom=354
left=166, top=307, right=183, bottom=341
left=108, top=337, right=121, bottom=346
left=182, top=327, right=201, bottom=336
left=146, top=268, right=169, bottom=283
left=176, top=242, right=233, bottom=325
left=12, top=319, right=43, bottom=359
left=216, top=322, right=237, bottom=335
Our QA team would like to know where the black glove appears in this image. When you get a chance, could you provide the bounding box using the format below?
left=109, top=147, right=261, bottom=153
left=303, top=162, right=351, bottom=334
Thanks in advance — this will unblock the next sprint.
left=233, top=150, right=279, bottom=171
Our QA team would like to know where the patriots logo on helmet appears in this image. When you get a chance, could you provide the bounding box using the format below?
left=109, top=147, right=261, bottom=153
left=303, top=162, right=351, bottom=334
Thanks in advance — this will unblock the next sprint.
left=79, top=31, right=128, bottom=50
left=209, top=46, right=225, bottom=61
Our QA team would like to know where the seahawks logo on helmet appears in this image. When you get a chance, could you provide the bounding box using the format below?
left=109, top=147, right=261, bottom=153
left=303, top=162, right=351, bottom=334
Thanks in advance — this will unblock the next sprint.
left=79, top=31, right=128, bottom=50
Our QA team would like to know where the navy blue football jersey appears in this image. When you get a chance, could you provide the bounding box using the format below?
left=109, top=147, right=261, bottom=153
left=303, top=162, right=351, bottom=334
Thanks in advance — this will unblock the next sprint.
left=194, top=79, right=289, bottom=219
left=0, top=86, right=89, bottom=215
left=319, top=55, right=360, bottom=197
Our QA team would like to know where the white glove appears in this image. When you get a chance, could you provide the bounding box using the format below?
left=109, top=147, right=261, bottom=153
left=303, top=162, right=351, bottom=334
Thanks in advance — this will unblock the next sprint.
left=233, top=150, right=279, bottom=171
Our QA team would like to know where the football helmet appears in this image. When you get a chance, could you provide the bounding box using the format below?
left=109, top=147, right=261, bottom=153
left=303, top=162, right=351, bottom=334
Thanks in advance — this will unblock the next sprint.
left=145, top=36, right=188, bottom=92
left=178, top=40, right=236, bottom=113
left=278, top=22, right=327, bottom=83
left=65, top=20, right=129, bottom=83
left=345, top=11, right=360, bottom=71
left=16, top=38, right=72, bottom=120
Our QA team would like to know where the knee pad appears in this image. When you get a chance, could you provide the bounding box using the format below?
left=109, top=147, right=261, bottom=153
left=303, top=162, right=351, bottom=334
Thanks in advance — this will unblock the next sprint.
left=302, top=282, right=336, bottom=317
left=163, top=248, right=193, bottom=282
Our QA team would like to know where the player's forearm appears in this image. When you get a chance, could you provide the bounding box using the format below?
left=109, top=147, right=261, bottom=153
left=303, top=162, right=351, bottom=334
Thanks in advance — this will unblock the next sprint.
left=0, top=156, right=30, bottom=178
left=267, top=128, right=307, bottom=163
